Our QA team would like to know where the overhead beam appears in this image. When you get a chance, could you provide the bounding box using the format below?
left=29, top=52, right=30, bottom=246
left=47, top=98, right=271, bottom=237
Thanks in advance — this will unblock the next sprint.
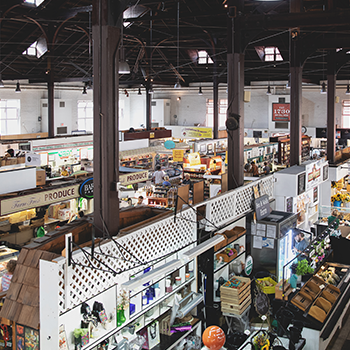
left=242, top=9, right=350, bottom=29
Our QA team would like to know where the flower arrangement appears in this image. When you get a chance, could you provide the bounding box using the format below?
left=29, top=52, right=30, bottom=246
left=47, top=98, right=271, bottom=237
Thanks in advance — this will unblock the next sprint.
left=252, top=332, right=270, bottom=350
left=117, top=289, right=129, bottom=311
left=331, top=193, right=347, bottom=203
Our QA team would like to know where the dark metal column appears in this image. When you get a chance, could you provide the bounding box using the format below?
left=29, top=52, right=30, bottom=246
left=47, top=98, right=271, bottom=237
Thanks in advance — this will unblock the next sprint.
left=213, top=67, right=219, bottom=140
left=47, top=75, right=54, bottom=137
left=289, top=31, right=303, bottom=166
left=146, top=83, right=152, bottom=130
left=92, top=0, right=122, bottom=237
left=227, top=1, right=245, bottom=190
left=326, top=51, right=336, bottom=164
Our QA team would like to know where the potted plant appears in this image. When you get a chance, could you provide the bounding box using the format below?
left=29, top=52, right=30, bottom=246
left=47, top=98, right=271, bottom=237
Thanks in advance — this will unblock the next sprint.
left=252, top=331, right=270, bottom=350
left=296, top=259, right=314, bottom=282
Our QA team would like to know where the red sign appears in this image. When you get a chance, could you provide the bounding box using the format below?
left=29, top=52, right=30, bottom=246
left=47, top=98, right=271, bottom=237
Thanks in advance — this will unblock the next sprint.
left=272, top=103, right=290, bottom=121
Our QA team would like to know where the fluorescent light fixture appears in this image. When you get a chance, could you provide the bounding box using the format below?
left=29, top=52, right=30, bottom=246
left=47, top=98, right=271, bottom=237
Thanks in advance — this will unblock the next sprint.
left=182, top=235, right=225, bottom=262
left=121, top=259, right=182, bottom=291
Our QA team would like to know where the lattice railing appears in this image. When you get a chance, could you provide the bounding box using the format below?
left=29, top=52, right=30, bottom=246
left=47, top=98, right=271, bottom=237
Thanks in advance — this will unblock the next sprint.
left=55, top=175, right=274, bottom=314
left=203, top=175, right=274, bottom=230
left=56, top=208, right=197, bottom=314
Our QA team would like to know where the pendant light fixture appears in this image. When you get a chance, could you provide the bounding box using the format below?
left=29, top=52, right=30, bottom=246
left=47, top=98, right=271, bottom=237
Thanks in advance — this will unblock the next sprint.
left=82, top=84, right=87, bottom=94
left=138, top=87, right=142, bottom=95
left=346, top=83, right=350, bottom=95
left=0, top=75, right=4, bottom=88
left=198, top=86, right=203, bottom=95
left=15, top=81, right=21, bottom=93
left=266, top=85, right=272, bottom=95
left=118, top=22, right=130, bottom=74
left=320, top=51, right=326, bottom=94
left=174, top=1, right=181, bottom=89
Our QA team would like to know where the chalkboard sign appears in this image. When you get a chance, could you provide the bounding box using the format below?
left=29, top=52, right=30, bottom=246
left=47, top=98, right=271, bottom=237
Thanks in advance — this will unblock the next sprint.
left=323, top=164, right=329, bottom=181
left=298, top=172, right=306, bottom=195
left=286, top=197, right=293, bottom=213
left=254, top=194, right=270, bottom=221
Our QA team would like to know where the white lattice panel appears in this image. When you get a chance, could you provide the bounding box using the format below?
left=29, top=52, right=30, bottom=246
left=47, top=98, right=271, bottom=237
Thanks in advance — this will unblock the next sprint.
left=57, top=208, right=196, bottom=313
left=203, top=175, right=274, bottom=230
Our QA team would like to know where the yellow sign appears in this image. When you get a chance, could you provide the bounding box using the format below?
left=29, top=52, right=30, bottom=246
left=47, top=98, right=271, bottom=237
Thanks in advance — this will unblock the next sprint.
left=172, top=149, right=184, bottom=162
left=188, top=152, right=201, bottom=166
left=181, top=127, right=213, bottom=139
left=150, top=132, right=155, bottom=138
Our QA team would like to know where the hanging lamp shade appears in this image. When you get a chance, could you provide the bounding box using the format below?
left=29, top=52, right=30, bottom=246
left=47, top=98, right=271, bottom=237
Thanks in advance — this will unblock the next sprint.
left=198, top=86, right=203, bottom=95
left=15, top=81, right=21, bottom=93
left=118, top=47, right=130, bottom=74
left=320, top=82, right=327, bottom=94
left=346, top=84, right=350, bottom=95
left=266, top=85, right=272, bottom=95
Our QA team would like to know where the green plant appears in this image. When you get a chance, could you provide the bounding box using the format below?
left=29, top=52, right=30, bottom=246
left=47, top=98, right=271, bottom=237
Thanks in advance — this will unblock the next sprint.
left=296, top=259, right=314, bottom=276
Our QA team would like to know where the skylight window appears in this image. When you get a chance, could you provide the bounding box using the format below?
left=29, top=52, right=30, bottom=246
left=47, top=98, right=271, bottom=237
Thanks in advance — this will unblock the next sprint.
left=22, top=37, right=47, bottom=58
left=255, top=46, right=283, bottom=62
left=24, top=0, right=45, bottom=6
left=198, top=50, right=213, bottom=65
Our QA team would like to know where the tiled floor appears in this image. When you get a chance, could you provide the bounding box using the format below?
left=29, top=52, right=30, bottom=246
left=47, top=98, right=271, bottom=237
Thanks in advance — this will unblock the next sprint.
left=326, top=308, right=350, bottom=350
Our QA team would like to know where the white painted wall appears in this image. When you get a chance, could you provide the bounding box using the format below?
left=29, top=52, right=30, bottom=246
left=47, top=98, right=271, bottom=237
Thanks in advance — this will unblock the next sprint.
left=0, top=83, right=349, bottom=137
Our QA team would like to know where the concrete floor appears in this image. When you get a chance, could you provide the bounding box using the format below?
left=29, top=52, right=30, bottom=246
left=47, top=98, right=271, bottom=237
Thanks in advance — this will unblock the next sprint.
left=326, top=308, right=350, bottom=350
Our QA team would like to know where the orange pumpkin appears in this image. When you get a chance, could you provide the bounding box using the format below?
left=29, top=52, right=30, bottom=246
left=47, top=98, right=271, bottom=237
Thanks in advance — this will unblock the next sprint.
left=202, top=326, right=226, bottom=350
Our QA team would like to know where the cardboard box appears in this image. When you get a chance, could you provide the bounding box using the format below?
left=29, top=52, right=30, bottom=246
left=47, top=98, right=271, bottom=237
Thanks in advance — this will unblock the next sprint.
left=36, top=169, right=46, bottom=186
left=58, top=209, right=71, bottom=221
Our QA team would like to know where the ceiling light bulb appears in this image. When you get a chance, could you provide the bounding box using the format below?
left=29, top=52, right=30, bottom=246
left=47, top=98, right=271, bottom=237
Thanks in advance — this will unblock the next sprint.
left=15, top=81, right=21, bottom=93
left=320, top=82, right=327, bottom=94
left=198, top=87, right=203, bottom=95
left=346, top=84, right=350, bottom=95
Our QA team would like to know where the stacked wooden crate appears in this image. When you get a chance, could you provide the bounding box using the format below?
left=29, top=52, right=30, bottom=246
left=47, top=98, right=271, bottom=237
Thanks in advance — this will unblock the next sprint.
left=220, top=276, right=251, bottom=315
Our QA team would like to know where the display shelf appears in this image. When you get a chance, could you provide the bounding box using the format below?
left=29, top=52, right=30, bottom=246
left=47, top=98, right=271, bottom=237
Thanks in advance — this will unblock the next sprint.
left=153, top=319, right=201, bottom=350
left=214, top=250, right=246, bottom=273
left=215, top=234, right=246, bottom=256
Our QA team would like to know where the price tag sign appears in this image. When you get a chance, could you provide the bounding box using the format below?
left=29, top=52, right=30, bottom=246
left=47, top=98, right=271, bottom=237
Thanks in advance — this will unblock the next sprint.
left=172, top=149, right=184, bottom=162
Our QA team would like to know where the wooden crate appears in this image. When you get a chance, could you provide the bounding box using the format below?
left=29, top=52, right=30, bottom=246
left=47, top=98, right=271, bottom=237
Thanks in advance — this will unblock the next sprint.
left=220, top=276, right=251, bottom=315
left=291, top=291, right=313, bottom=311
left=275, top=279, right=292, bottom=301
left=216, top=249, right=237, bottom=263
left=214, top=233, right=228, bottom=252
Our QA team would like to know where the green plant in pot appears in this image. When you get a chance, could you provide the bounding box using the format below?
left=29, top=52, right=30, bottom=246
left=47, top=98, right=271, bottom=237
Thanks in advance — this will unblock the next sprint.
left=296, top=259, right=314, bottom=282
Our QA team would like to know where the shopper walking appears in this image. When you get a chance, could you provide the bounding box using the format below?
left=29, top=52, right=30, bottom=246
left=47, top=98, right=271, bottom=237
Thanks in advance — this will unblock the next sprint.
left=152, top=165, right=165, bottom=185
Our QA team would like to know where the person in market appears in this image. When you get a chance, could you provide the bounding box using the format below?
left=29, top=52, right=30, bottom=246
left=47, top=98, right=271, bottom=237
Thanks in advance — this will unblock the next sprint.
left=251, top=161, right=259, bottom=177
left=182, top=173, right=192, bottom=186
left=162, top=175, right=171, bottom=187
left=135, top=196, right=145, bottom=206
left=328, top=209, right=340, bottom=229
left=263, top=161, right=271, bottom=175
left=293, top=232, right=309, bottom=259
left=152, top=165, right=165, bottom=185
left=0, top=260, right=17, bottom=292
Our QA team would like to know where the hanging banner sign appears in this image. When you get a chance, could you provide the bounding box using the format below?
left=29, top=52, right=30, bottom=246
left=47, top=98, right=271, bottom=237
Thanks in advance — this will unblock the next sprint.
left=79, top=178, right=94, bottom=199
left=272, top=103, right=290, bottom=121
left=305, top=161, right=322, bottom=191
left=172, top=149, right=184, bottom=162
left=0, top=184, right=80, bottom=215
left=119, top=170, right=148, bottom=186
left=181, top=127, right=213, bottom=139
